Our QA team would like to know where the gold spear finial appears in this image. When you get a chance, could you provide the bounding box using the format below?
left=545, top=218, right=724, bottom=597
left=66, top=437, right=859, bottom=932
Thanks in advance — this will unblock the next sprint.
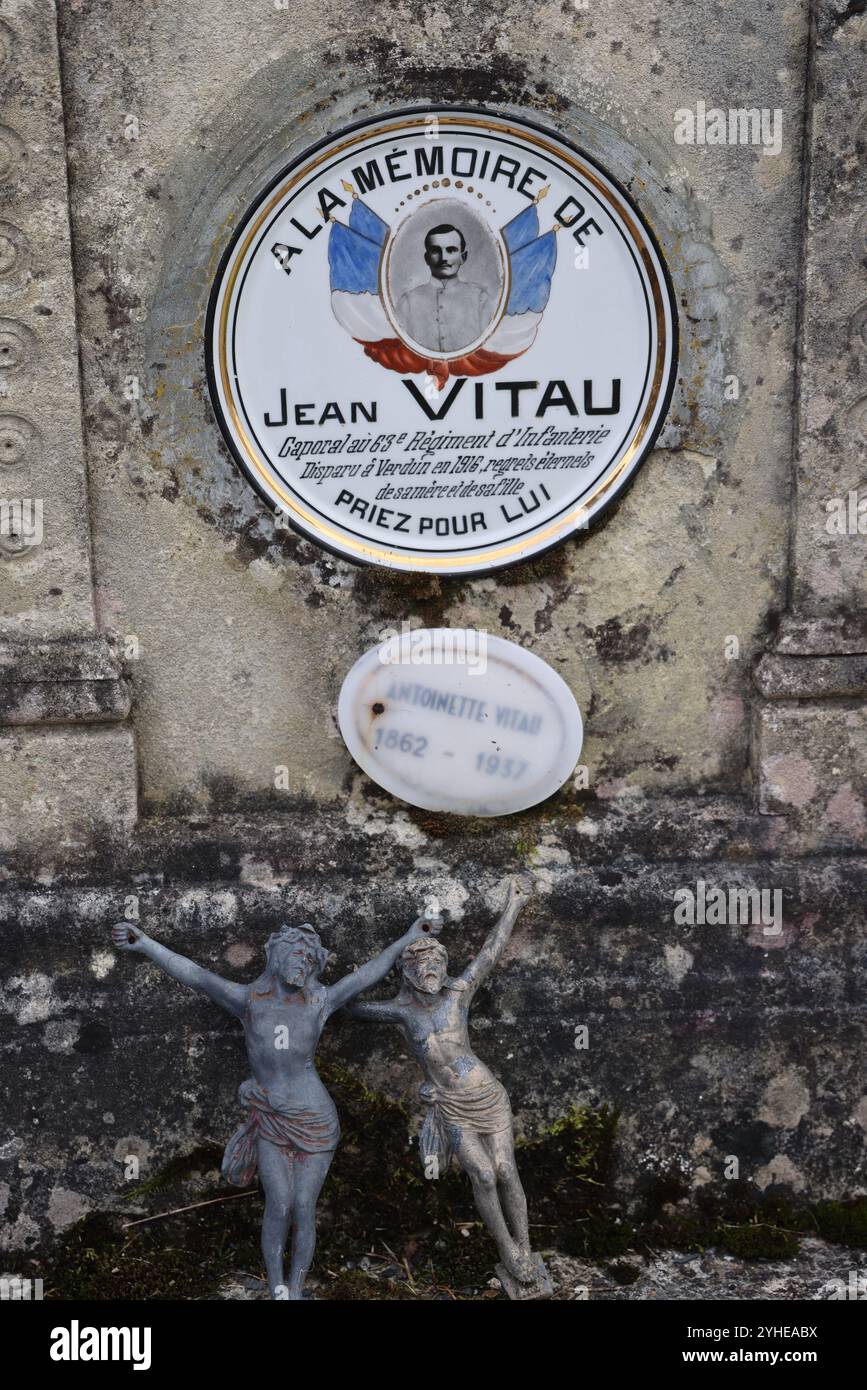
left=341, top=179, right=358, bottom=200
left=535, top=184, right=550, bottom=205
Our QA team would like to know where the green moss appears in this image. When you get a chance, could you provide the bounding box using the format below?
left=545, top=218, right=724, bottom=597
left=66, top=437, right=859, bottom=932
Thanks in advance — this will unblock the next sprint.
left=31, top=1201, right=262, bottom=1301
left=323, top=1269, right=416, bottom=1300
left=636, top=1179, right=813, bottom=1261
left=638, top=1171, right=691, bottom=1214
left=24, top=1076, right=867, bottom=1299
left=404, top=808, right=496, bottom=838
left=717, top=1223, right=801, bottom=1261
left=518, top=1105, right=627, bottom=1259
left=404, top=794, right=587, bottom=841
left=814, top=1199, right=867, bottom=1249
left=513, top=837, right=539, bottom=863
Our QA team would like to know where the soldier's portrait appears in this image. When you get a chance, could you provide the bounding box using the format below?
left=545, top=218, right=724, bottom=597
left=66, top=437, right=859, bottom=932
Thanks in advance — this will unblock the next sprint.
left=386, top=200, right=504, bottom=356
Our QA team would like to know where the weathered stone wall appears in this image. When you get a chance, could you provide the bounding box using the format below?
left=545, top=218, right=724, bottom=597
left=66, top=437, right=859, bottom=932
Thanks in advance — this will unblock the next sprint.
left=0, top=0, right=865, bottom=1260
left=58, top=0, right=803, bottom=807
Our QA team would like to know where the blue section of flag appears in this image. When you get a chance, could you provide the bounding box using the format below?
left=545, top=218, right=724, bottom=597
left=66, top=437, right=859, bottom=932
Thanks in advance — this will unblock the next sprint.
left=506, top=230, right=557, bottom=315
left=328, top=221, right=381, bottom=295
left=502, top=205, right=540, bottom=255
left=349, top=199, right=388, bottom=247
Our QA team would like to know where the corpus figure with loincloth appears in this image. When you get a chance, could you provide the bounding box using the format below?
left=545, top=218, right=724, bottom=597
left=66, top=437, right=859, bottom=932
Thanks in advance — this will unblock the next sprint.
left=344, top=878, right=551, bottom=1298
left=111, top=914, right=437, bottom=1300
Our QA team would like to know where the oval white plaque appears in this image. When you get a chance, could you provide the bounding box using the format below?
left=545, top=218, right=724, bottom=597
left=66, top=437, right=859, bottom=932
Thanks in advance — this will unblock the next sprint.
left=337, top=629, right=583, bottom=816
left=207, top=106, right=678, bottom=574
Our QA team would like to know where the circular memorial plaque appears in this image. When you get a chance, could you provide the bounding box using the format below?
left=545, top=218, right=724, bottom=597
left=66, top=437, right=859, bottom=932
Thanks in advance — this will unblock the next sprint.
left=337, top=629, right=583, bottom=816
left=207, top=107, right=678, bottom=574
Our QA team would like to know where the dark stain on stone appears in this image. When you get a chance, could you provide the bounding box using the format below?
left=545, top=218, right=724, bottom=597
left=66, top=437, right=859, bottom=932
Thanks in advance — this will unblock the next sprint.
left=92, top=276, right=141, bottom=334
left=403, top=782, right=587, bottom=842
left=710, top=1117, right=776, bottom=1164
left=500, top=540, right=574, bottom=588
left=592, top=615, right=673, bottom=664
left=832, top=0, right=866, bottom=29
left=351, top=565, right=449, bottom=626
left=73, top=1021, right=113, bottom=1054
left=346, top=37, right=568, bottom=117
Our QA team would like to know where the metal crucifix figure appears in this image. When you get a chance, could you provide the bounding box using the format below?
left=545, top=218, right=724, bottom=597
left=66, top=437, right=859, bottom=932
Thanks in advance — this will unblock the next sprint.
left=344, top=877, right=552, bottom=1298
left=111, top=912, right=439, bottom=1300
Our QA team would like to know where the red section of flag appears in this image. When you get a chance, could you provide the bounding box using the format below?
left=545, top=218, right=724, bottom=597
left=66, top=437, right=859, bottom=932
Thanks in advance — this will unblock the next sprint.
left=356, top=338, right=516, bottom=387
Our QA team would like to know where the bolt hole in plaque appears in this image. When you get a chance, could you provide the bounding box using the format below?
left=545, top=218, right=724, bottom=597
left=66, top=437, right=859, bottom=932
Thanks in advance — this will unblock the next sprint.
left=339, top=629, right=582, bottom=816
left=206, top=107, right=678, bottom=576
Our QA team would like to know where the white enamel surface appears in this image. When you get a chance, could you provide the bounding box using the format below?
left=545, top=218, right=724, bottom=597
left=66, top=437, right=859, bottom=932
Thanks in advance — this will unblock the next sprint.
left=337, top=630, right=583, bottom=816
left=209, top=109, right=676, bottom=574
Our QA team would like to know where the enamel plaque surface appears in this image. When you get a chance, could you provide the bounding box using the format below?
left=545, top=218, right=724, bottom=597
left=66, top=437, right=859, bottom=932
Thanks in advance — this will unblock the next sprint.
left=208, top=107, right=678, bottom=573
left=337, top=629, right=583, bottom=816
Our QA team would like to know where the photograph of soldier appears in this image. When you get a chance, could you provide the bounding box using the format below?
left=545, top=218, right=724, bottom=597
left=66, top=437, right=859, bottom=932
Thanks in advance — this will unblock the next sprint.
left=395, top=222, right=495, bottom=354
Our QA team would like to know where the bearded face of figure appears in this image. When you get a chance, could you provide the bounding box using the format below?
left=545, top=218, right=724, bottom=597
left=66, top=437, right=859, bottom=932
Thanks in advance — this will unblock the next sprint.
left=402, top=943, right=448, bottom=994
left=270, top=941, right=317, bottom=988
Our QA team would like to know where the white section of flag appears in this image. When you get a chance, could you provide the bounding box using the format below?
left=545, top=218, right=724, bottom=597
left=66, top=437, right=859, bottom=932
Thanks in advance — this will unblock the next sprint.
left=331, top=290, right=391, bottom=342
left=485, top=310, right=542, bottom=355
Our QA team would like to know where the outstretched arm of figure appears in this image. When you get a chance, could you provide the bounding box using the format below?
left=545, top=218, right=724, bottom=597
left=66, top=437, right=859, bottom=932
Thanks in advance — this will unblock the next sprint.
left=325, top=915, right=440, bottom=1016
left=111, top=923, right=247, bottom=1019
left=459, top=878, right=530, bottom=993
left=342, top=999, right=404, bottom=1024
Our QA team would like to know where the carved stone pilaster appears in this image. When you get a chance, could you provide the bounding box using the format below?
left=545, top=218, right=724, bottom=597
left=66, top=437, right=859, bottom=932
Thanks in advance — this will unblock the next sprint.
left=754, top=1, right=867, bottom=844
left=787, top=2, right=867, bottom=632
left=0, top=1, right=136, bottom=848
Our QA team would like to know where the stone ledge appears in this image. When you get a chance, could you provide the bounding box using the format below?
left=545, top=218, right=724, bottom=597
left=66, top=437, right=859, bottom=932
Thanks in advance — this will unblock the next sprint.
left=0, top=634, right=131, bottom=726
left=755, top=652, right=867, bottom=700
left=774, top=614, right=867, bottom=657
left=4, top=787, right=866, bottom=891
left=0, top=791, right=814, bottom=884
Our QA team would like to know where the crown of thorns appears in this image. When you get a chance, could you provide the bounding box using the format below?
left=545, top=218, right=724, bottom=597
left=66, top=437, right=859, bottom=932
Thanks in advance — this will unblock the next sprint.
left=266, top=923, right=327, bottom=970
left=402, top=936, right=448, bottom=960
